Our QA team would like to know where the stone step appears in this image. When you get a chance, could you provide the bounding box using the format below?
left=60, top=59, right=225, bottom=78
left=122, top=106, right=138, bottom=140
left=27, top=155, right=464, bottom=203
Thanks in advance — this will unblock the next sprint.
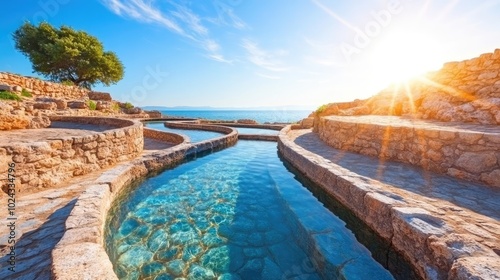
left=317, top=115, right=500, bottom=188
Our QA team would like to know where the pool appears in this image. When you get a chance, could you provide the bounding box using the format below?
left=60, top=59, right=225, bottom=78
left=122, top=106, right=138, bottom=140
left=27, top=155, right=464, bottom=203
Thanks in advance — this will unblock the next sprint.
left=145, top=122, right=224, bottom=143
left=105, top=141, right=393, bottom=279
left=228, top=127, right=279, bottom=135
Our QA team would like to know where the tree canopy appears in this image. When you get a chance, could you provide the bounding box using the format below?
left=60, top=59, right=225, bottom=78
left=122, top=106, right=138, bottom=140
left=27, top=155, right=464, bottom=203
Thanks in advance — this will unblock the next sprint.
left=13, top=22, right=124, bottom=89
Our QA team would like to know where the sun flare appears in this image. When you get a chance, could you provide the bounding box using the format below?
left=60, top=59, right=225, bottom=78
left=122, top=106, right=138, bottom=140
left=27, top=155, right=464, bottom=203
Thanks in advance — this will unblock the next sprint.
left=369, top=27, right=445, bottom=85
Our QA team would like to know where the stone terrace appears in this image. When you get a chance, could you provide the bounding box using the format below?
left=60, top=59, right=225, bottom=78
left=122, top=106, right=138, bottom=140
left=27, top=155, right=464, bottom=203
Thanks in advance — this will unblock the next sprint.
left=279, top=126, right=500, bottom=279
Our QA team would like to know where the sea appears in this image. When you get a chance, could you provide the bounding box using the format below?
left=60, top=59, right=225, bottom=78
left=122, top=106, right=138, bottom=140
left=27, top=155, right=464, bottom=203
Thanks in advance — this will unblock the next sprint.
left=159, top=110, right=312, bottom=124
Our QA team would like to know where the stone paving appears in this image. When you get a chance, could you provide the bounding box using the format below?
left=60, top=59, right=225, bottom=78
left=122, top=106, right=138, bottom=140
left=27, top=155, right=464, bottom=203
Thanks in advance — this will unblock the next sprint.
left=289, top=129, right=500, bottom=253
left=0, top=136, right=175, bottom=279
left=0, top=121, right=116, bottom=145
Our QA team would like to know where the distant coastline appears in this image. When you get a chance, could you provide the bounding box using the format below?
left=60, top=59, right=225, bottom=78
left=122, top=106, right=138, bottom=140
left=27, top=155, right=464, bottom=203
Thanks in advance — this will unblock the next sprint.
left=155, top=109, right=311, bottom=124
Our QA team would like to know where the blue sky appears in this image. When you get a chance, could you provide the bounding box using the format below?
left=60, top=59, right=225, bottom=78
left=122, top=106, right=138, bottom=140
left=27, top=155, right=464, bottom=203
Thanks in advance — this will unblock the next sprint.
left=1, top=0, right=499, bottom=108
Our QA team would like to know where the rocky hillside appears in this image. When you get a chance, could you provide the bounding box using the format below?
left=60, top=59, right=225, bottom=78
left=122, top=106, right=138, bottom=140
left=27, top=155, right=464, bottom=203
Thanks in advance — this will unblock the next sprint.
left=0, top=72, right=161, bottom=130
left=313, top=49, right=500, bottom=125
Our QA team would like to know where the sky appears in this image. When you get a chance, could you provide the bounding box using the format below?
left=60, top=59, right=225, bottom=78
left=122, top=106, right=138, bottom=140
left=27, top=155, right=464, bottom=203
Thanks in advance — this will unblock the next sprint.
left=1, top=0, right=500, bottom=108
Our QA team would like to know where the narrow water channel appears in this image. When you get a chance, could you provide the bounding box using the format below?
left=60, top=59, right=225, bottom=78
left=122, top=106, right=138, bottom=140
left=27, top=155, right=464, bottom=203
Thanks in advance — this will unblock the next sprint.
left=105, top=140, right=394, bottom=280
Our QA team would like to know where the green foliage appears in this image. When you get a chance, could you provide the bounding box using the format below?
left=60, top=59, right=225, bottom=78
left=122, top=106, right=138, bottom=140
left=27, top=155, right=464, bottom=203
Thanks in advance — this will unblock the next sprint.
left=315, top=104, right=327, bottom=115
left=86, top=100, right=97, bottom=110
left=124, top=102, right=134, bottom=109
left=112, top=102, right=120, bottom=112
left=13, top=22, right=124, bottom=89
left=21, top=88, right=33, bottom=97
left=0, top=90, right=22, bottom=101
left=61, top=80, right=75, bottom=86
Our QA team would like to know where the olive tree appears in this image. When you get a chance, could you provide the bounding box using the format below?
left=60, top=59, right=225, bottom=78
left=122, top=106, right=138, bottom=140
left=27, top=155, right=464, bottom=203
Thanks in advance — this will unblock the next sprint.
left=13, top=22, right=124, bottom=89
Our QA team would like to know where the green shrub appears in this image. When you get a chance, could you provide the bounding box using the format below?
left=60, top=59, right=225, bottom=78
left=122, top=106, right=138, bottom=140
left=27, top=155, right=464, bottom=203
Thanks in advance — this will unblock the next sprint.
left=21, top=88, right=33, bottom=97
left=86, top=100, right=97, bottom=110
left=315, top=104, right=327, bottom=115
left=0, top=90, right=21, bottom=101
left=61, top=80, right=74, bottom=86
left=124, top=102, right=134, bottom=109
left=112, top=102, right=120, bottom=111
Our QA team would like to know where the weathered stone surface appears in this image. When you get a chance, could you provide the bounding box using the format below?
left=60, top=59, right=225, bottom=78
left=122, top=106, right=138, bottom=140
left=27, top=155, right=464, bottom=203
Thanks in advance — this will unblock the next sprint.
left=51, top=242, right=118, bottom=280
left=28, top=116, right=51, bottom=129
left=455, top=152, right=497, bottom=174
left=317, top=115, right=500, bottom=188
left=236, top=119, right=258, bottom=124
left=67, top=101, right=88, bottom=109
left=88, top=91, right=112, bottom=101
left=145, top=110, right=162, bottom=118
left=33, top=102, right=57, bottom=110
left=96, top=101, right=112, bottom=111
left=36, top=97, right=67, bottom=109
left=124, top=107, right=143, bottom=114
left=0, top=72, right=89, bottom=99
left=449, top=257, right=500, bottom=280
left=0, top=84, right=12, bottom=91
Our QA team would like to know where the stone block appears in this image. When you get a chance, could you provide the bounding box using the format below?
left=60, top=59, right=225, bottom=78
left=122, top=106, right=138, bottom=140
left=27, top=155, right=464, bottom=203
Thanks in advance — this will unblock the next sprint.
left=88, top=91, right=112, bottom=101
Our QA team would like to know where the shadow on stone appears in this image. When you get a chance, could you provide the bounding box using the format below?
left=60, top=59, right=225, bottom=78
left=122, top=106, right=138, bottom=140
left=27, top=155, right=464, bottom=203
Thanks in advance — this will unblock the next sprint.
left=0, top=199, right=76, bottom=279
left=294, top=132, right=500, bottom=221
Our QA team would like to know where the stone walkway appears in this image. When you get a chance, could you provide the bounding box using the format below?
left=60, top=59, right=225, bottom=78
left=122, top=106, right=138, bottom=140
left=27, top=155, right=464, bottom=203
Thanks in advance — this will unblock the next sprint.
left=0, top=121, right=115, bottom=145
left=288, top=129, right=500, bottom=255
left=0, top=136, right=175, bottom=279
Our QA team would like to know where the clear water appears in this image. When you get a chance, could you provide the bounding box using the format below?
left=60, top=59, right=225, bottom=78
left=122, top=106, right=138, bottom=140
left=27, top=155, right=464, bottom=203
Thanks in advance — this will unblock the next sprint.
left=229, top=127, right=279, bottom=135
left=145, top=122, right=224, bottom=143
left=160, top=110, right=310, bottom=124
left=105, top=141, right=393, bottom=280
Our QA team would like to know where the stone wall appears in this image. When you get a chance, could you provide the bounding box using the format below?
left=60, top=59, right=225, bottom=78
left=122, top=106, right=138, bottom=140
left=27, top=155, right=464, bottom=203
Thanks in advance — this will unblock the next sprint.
left=143, top=127, right=186, bottom=145
left=318, top=116, right=500, bottom=188
left=0, top=72, right=89, bottom=99
left=313, top=49, right=500, bottom=125
left=278, top=126, right=500, bottom=280
left=0, top=117, right=143, bottom=191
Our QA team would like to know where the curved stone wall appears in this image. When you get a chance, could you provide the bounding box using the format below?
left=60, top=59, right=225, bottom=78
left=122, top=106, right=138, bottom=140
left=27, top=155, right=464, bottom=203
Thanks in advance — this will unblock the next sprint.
left=278, top=125, right=500, bottom=280
left=51, top=128, right=238, bottom=279
left=318, top=115, right=500, bottom=188
left=0, top=116, right=143, bottom=192
left=143, top=127, right=186, bottom=145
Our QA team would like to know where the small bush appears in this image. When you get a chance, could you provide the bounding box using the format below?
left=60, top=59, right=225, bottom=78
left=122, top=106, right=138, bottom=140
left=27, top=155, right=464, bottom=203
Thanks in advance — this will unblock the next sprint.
left=21, top=88, right=33, bottom=97
left=61, top=80, right=74, bottom=86
left=315, top=104, right=327, bottom=115
left=112, top=102, right=120, bottom=111
left=86, top=100, right=97, bottom=110
left=124, top=102, right=134, bottom=109
left=0, top=90, right=21, bottom=101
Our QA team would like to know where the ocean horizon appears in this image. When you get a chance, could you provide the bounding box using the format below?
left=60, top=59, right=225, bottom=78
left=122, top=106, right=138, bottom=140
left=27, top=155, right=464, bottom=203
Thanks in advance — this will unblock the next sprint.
left=160, top=109, right=312, bottom=123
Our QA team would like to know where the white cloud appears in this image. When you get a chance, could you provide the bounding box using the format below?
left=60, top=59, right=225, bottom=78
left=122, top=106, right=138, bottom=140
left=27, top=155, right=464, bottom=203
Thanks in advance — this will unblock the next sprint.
left=100, top=0, right=233, bottom=63
left=241, top=39, right=289, bottom=72
left=256, top=72, right=281, bottom=80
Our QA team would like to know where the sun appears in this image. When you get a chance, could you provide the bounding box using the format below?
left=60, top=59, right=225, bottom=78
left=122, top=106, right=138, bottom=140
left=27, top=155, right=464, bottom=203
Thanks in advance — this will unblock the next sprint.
left=369, top=27, right=445, bottom=85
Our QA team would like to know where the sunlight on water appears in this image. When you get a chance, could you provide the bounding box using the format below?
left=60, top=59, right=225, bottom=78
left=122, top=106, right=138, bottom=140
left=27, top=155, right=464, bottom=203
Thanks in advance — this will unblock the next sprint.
left=105, top=141, right=393, bottom=280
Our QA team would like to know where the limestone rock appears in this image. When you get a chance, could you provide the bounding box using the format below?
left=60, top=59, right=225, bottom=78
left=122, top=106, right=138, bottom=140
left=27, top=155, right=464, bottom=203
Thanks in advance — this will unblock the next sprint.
left=68, top=101, right=88, bottom=109
left=449, top=257, right=500, bottom=280
left=28, top=116, right=51, bottom=129
left=237, top=119, right=258, bottom=124
left=88, top=91, right=112, bottom=101
left=0, top=114, right=30, bottom=130
left=455, top=152, right=497, bottom=174
left=96, top=101, right=112, bottom=111
left=12, top=85, right=22, bottom=92
left=36, top=97, right=67, bottom=109
left=124, top=107, right=144, bottom=114
left=33, top=102, right=57, bottom=110
left=0, top=84, right=12, bottom=91
left=145, top=110, right=162, bottom=118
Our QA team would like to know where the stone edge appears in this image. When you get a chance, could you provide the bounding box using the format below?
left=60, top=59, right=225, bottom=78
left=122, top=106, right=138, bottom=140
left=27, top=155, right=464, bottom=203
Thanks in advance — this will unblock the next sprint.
left=277, top=126, right=500, bottom=280
left=50, top=127, right=238, bottom=279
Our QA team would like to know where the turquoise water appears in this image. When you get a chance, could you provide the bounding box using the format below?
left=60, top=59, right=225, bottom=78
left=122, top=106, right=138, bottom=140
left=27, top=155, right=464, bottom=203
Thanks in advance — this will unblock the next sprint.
left=160, top=110, right=310, bottom=124
left=105, top=141, right=393, bottom=280
left=145, top=122, right=223, bottom=143
left=229, top=127, right=279, bottom=135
